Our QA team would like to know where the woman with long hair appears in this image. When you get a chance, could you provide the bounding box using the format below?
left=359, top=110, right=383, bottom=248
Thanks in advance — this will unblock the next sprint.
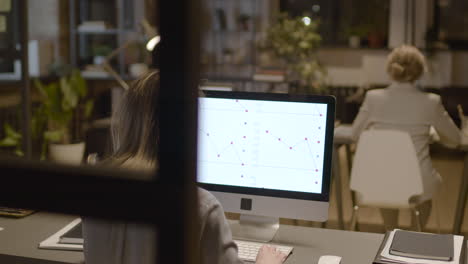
left=82, top=71, right=286, bottom=264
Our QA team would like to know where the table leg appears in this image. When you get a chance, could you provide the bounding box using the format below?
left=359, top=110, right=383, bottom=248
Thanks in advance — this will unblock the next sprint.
left=453, top=153, right=468, bottom=235
left=333, top=144, right=345, bottom=230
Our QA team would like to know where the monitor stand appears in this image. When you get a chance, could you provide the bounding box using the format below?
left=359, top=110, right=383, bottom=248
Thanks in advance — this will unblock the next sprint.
left=230, top=214, right=279, bottom=242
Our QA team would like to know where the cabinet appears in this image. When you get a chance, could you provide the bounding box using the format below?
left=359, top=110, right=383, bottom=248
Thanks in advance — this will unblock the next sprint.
left=69, top=0, right=143, bottom=79
left=201, top=0, right=260, bottom=83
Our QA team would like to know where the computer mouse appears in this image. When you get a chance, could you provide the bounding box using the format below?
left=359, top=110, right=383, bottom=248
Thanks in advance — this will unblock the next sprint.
left=318, top=255, right=342, bottom=264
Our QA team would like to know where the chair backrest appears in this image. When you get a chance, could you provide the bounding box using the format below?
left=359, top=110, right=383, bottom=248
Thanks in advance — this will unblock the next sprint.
left=350, top=130, right=423, bottom=209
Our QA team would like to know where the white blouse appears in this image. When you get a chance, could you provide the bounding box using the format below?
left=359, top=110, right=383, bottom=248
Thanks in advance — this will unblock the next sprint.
left=350, top=82, right=461, bottom=201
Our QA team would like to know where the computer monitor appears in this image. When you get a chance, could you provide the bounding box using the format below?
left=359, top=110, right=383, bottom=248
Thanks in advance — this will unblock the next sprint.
left=197, top=91, right=335, bottom=241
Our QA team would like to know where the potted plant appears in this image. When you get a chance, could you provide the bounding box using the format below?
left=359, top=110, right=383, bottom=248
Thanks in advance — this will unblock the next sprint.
left=344, top=25, right=370, bottom=48
left=91, top=44, right=112, bottom=65
left=0, top=123, right=23, bottom=156
left=34, top=69, right=93, bottom=164
left=258, top=13, right=327, bottom=94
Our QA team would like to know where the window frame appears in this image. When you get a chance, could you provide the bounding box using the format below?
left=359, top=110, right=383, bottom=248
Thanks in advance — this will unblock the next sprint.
left=0, top=0, right=201, bottom=264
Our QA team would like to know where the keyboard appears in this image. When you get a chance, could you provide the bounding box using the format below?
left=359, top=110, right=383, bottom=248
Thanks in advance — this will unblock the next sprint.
left=234, top=239, right=293, bottom=262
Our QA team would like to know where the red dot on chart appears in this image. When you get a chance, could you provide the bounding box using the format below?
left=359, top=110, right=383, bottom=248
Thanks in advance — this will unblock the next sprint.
left=243, top=136, right=246, bottom=139
left=278, top=138, right=281, bottom=141
left=236, top=100, right=239, bottom=102
left=289, top=147, right=293, bottom=150
left=231, top=141, right=234, bottom=144
left=315, top=181, right=318, bottom=184
left=266, top=130, right=269, bottom=133
left=217, top=154, right=220, bottom=157
left=245, top=110, right=248, bottom=112
left=320, top=114, right=323, bottom=116
left=305, top=137, right=308, bottom=140
left=241, top=163, right=245, bottom=166
left=315, top=169, right=318, bottom=172
left=317, top=141, right=320, bottom=143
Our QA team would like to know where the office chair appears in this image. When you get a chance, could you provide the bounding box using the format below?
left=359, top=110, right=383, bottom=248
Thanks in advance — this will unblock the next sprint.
left=348, top=130, right=424, bottom=231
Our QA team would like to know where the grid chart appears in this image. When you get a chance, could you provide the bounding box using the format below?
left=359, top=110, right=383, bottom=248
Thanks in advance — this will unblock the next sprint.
left=197, top=98, right=328, bottom=194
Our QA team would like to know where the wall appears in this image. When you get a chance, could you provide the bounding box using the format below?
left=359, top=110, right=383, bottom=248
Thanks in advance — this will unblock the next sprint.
left=28, top=0, right=62, bottom=61
left=452, top=52, right=468, bottom=87
left=317, top=48, right=468, bottom=88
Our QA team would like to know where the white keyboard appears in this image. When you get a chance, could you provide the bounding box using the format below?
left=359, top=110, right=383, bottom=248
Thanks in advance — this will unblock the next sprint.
left=234, top=239, right=293, bottom=262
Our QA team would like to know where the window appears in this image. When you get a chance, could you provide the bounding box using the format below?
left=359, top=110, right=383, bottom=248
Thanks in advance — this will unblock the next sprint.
left=436, top=0, right=468, bottom=49
left=280, top=0, right=390, bottom=48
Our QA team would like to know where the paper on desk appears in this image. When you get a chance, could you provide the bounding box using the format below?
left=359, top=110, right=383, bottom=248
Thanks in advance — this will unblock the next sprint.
left=0, top=227, right=3, bottom=231
left=39, top=218, right=83, bottom=251
left=381, top=230, right=464, bottom=264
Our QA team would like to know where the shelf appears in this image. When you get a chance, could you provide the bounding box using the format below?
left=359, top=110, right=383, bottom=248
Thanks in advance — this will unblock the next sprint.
left=210, top=30, right=255, bottom=34
left=75, top=29, right=119, bottom=35
left=204, top=63, right=255, bottom=67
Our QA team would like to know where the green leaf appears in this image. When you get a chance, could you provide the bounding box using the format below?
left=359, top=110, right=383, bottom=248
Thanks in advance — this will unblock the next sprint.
left=34, top=79, right=48, bottom=99
left=14, top=149, right=24, bottom=157
left=0, top=137, right=19, bottom=147
left=84, top=100, right=94, bottom=118
left=72, top=69, right=87, bottom=97
left=44, top=130, right=64, bottom=143
left=60, top=77, right=78, bottom=110
left=4, top=123, right=21, bottom=140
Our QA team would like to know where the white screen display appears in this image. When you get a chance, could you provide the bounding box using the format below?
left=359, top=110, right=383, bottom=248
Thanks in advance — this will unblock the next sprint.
left=197, top=97, right=328, bottom=194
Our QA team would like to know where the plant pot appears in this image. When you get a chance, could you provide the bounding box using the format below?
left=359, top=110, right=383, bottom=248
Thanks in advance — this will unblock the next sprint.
left=49, top=142, right=85, bottom=165
left=93, top=56, right=105, bottom=65
left=349, top=36, right=361, bottom=48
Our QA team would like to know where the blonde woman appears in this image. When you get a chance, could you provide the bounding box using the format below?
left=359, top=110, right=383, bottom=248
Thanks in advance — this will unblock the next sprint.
left=349, top=45, right=461, bottom=230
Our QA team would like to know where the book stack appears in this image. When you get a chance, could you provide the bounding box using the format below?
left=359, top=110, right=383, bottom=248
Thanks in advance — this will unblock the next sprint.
left=82, top=64, right=110, bottom=79
left=374, top=229, right=466, bottom=264
left=200, top=81, right=234, bottom=92
left=78, top=21, right=112, bottom=32
left=253, top=69, right=286, bottom=83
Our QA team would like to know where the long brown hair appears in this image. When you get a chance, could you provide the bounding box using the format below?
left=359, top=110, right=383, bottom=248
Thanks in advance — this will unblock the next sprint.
left=109, top=71, right=160, bottom=169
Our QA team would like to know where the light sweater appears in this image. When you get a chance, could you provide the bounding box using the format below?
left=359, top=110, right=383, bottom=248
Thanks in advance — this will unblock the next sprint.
left=83, top=188, right=243, bottom=264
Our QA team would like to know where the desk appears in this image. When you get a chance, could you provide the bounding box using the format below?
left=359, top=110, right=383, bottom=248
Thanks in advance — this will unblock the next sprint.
left=0, top=212, right=466, bottom=264
left=0, top=212, right=83, bottom=264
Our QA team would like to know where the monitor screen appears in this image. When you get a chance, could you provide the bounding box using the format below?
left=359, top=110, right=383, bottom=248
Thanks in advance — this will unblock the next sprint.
left=197, top=92, right=334, bottom=202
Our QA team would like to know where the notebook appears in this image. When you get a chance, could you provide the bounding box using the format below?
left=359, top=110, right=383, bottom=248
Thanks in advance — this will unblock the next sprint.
left=374, top=231, right=467, bottom=264
left=390, top=230, right=453, bottom=261
left=59, top=220, right=83, bottom=245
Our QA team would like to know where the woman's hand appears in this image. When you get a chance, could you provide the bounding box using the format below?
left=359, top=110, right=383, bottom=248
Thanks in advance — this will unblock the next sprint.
left=255, top=245, right=287, bottom=264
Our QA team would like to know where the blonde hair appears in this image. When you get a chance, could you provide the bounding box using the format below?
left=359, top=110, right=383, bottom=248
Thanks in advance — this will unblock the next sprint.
left=386, top=45, right=426, bottom=83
